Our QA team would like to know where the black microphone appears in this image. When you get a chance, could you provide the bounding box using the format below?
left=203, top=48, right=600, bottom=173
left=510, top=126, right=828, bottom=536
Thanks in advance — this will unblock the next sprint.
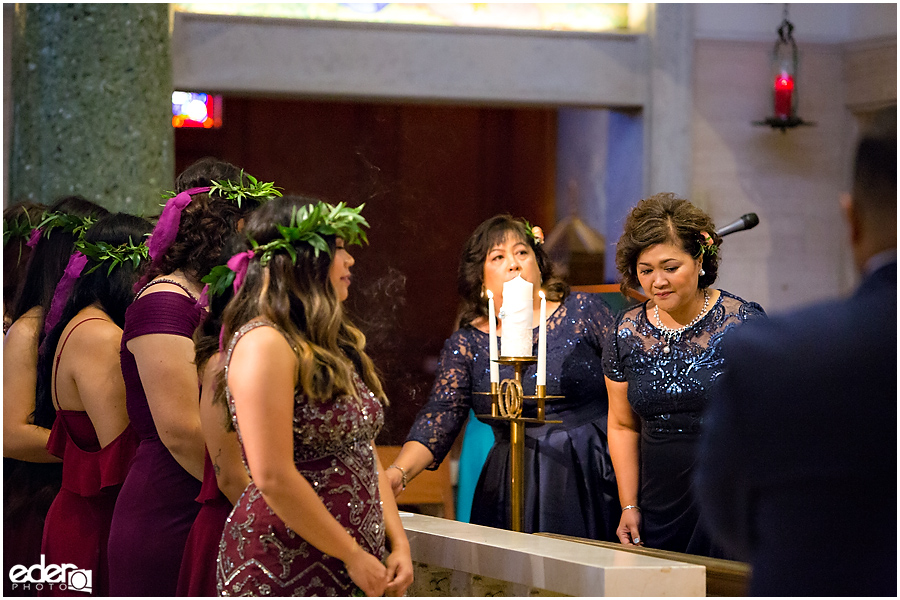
left=716, top=213, right=759, bottom=237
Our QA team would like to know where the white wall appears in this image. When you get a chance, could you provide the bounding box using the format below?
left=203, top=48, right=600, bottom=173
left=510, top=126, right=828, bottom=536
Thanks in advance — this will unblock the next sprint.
left=690, top=3, right=896, bottom=313
left=695, top=3, right=896, bottom=43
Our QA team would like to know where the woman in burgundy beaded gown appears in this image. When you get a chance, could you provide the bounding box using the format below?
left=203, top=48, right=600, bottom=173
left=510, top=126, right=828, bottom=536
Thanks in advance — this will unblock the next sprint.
left=34, top=214, right=151, bottom=596
left=107, top=158, right=267, bottom=596
left=216, top=197, right=413, bottom=597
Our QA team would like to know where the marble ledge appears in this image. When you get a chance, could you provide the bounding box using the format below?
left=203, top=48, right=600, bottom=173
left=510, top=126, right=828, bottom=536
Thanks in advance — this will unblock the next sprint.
left=400, top=513, right=705, bottom=597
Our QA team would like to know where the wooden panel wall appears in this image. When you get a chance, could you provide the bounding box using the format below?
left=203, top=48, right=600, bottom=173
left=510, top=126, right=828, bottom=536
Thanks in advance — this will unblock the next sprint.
left=176, top=97, right=556, bottom=443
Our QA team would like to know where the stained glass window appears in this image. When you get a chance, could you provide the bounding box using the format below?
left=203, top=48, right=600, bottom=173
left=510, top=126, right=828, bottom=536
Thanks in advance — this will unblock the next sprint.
left=173, top=3, right=638, bottom=33
left=172, top=91, right=223, bottom=129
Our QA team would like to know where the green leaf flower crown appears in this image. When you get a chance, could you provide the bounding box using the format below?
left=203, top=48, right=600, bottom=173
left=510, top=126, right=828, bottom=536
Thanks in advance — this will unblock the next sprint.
left=36, top=211, right=98, bottom=241
left=201, top=201, right=370, bottom=298
left=161, top=171, right=283, bottom=208
left=74, top=236, right=150, bottom=276
left=3, top=207, right=41, bottom=247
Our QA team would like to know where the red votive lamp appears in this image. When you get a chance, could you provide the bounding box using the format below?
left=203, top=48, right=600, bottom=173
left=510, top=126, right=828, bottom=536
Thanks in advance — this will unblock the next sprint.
left=774, top=73, right=794, bottom=120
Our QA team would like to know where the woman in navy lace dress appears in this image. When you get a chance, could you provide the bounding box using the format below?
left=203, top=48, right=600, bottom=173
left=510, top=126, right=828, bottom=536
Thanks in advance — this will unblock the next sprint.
left=603, top=193, right=765, bottom=557
left=386, top=215, right=620, bottom=541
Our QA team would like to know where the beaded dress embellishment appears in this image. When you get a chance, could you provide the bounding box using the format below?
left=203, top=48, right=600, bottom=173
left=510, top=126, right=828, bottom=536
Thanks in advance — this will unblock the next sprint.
left=217, top=319, right=386, bottom=596
left=653, top=289, right=711, bottom=354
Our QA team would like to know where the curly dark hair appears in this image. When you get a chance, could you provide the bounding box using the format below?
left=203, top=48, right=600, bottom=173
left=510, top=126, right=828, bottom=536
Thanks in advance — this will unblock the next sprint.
left=615, top=193, right=721, bottom=295
left=456, top=214, right=568, bottom=329
left=142, top=157, right=262, bottom=284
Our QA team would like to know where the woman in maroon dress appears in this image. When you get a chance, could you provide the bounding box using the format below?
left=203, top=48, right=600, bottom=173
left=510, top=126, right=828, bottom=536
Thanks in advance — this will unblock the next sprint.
left=216, top=197, right=413, bottom=596
left=34, top=213, right=151, bottom=596
left=107, top=158, right=272, bottom=596
left=176, top=276, right=249, bottom=596
left=3, top=197, right=107, bottom=597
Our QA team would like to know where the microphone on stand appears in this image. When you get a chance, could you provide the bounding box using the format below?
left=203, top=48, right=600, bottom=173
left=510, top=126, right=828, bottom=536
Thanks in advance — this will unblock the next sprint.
left=716, top=213, right=759, bottom=237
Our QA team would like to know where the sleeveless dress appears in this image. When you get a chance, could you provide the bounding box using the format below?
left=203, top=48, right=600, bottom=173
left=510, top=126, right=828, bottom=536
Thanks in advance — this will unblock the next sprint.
left=602, top=290, right=765, bottom=557
left=406, top=292, right=620, bottom=540
left=107, top=281, right=204, bottom=596
left=176, top=451, right=233, bottom=596
left=217, top=320, right=387, bottom=596
left=39, top=318, right=140, bottom=597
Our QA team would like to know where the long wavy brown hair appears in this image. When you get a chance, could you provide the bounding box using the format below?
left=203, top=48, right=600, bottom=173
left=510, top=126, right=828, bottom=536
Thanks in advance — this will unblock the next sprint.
left=220, top=196, right=386, bottom=405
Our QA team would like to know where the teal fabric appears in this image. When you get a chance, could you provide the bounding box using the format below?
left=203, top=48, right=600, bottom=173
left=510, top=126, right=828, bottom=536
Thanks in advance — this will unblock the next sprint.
left=454, top=410, right=494, bottom=523
left=598, top=291, right=639, bottom=313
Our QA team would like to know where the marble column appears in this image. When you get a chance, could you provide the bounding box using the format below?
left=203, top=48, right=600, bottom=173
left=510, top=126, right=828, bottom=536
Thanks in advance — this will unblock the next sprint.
left=8, top=4, right=172, bottom=215
left=644, top=3, right=694, bottom=200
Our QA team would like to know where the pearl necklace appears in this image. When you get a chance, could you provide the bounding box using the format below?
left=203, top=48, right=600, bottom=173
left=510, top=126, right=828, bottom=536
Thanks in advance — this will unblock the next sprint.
left=654, top=289, right=710, bottom=354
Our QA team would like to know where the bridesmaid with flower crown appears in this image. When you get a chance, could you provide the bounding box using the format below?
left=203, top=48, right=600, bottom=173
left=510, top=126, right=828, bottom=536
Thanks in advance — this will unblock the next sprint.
left=107, top=158, right=275, bottom=596
left=3, top=196, right=107, bottom=597
left=216, top=196, right=413, bottom=596
left=35, top=213, right=152, bottom=596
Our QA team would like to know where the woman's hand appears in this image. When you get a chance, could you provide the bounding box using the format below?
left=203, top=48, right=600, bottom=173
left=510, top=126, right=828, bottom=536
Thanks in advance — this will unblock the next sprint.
left=617, top=508, right=643, bottom=546
left=384, top=466, right=405, bottom=498
left=345, top=545, right=389, bottom=597
left=384, top=547, right=414, bottom=597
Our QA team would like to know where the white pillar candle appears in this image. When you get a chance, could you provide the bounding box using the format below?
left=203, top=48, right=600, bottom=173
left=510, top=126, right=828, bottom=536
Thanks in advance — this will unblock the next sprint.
left=500, top=275, right=533, bottom=357
left=486, top=289, right=499, bottom=384
left=537, top=290, right=547, bottom=387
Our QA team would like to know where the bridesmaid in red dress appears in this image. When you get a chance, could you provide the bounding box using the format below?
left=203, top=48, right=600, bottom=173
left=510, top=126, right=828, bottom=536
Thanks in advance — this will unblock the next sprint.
left=3, top=197, right=107, bottom=597
left=176, top=277, right=249, bottom=596
left=34, top=213, right=151, bottom=596
left=107, top=158, right=272, bottom=596
left=216, top=197, right=413, bottom=596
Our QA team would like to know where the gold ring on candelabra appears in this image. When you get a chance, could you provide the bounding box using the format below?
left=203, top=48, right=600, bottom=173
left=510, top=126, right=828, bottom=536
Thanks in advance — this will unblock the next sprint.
left=498, top=378, right=523, bottom=418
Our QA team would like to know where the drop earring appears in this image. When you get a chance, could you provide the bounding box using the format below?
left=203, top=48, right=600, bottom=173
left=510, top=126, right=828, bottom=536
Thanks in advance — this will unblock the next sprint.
left=699, top=268, right=706, bottom=276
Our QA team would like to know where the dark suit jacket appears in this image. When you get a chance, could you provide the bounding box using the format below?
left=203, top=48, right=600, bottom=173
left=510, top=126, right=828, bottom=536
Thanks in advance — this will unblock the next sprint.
left=697, top=262, right=897, bottom=596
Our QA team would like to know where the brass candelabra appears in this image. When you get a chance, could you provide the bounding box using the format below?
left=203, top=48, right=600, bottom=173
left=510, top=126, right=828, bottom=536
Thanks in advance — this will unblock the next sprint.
left=476, top=357, right=561, bottom=532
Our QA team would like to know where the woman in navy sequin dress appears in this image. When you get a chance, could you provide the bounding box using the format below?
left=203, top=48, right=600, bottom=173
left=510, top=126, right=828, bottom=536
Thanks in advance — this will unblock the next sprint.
left=217, top=197, right=413, bottom=597
left=387, top=215, right=620, bottom=541
left=603, top=193, right=765, bottom=557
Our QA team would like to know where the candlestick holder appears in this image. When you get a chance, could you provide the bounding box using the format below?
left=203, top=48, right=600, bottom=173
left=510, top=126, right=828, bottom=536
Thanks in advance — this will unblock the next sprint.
left=475, top=356, right=562, bottom=532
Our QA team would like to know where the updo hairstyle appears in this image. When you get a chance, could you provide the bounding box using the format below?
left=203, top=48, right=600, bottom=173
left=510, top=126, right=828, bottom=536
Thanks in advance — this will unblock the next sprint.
left=615, top=193, right=721, bottom=295
left=145, top=157, right=264, bottom=283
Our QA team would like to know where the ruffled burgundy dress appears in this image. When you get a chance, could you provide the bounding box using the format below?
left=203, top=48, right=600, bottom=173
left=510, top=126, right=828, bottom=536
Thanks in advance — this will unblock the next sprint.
left=107, top=283, right=204, bottom=596
left=176, top=451, right=233, bottom=596
left=39, top=411, right=138, bottom=597
left=217, top=320, right=386, bottom=596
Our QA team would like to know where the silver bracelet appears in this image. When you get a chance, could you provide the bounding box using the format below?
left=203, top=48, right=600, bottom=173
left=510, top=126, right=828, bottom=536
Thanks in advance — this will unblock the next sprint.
left=387, top=464, right=408, bottom=490
left=622, top=504, right=641, bottom=512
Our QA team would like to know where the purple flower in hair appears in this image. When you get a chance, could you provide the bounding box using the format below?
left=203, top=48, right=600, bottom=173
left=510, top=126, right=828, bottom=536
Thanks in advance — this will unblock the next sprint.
left=147, top=187, right=211, bottom=262
left=226, top=249, right=255, bottom=293
left=44, top=252, right=89, bottom=335
left=26, top=228, right=42, bottom=248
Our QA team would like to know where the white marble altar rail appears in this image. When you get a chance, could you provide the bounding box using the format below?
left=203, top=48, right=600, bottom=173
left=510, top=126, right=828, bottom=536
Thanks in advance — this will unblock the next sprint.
left=401, top=513, right=705, bottom=597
